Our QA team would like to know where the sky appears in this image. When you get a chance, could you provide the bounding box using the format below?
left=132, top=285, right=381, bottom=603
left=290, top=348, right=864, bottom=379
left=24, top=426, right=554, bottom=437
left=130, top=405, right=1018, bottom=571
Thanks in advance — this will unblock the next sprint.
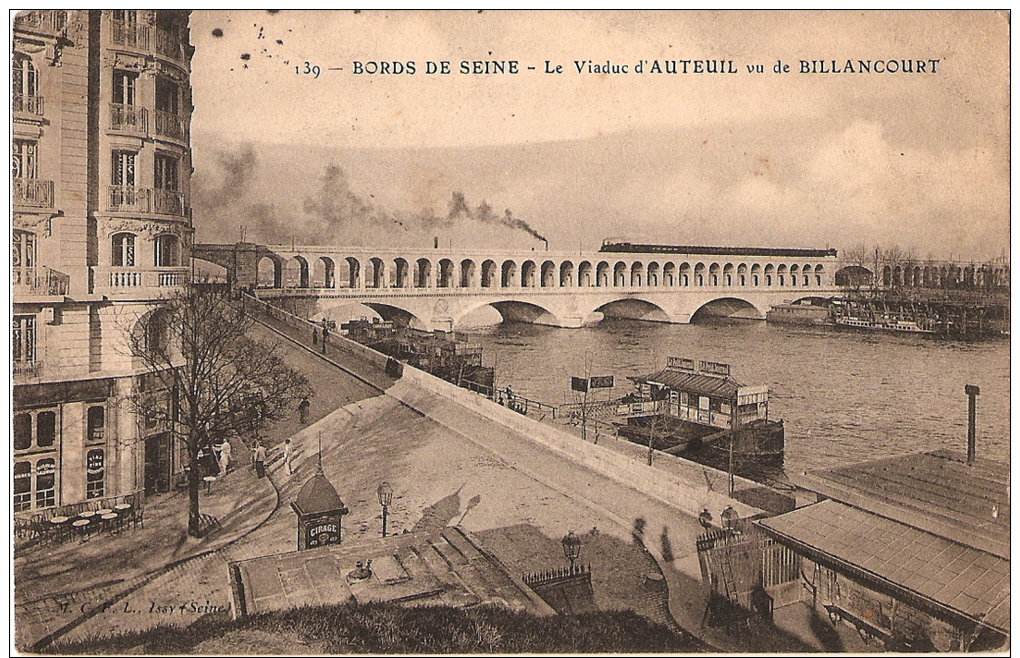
left=187, top=10, right=1009, bottom=261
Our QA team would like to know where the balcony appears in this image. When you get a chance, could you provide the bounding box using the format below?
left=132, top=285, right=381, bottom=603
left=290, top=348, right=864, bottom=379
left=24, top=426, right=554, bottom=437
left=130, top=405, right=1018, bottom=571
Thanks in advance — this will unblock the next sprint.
left=13, top=94, right=44, bottom=116
left=110, top=103, right=148, bottom=134
left=108, top=186, right=186, bottom=217
left=110, top=19, right=185, bottom=64
left=153, top=110, right=186, bottom=142
left=14, top=267, right=70, bottom=298
left=15, top=10, right=67, bottom=37
left=13, top=360, right=44, bottom=381
left=154, top=28, right=184, bottom=62
left=95, top=266, right=190, bottom=296
left=13, top=179, right=54, bottom=209
left=111, top=19, right=151, bottom=51
left=153, top=189, right=185, bottom=216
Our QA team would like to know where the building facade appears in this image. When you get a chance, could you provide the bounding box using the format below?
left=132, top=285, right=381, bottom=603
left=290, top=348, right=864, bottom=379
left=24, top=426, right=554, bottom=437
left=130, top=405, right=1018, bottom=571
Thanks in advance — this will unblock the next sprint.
left=13, top=10, right=194, bottom=515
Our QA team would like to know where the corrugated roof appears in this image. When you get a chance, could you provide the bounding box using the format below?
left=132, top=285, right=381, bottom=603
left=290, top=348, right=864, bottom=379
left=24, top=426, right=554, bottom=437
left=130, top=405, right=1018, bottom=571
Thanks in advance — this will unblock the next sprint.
left=758, top=499, right=1010, bottom=634
left=632, top=369, right=742, bottom=398
left=795, top=450, right=1009, bottom=558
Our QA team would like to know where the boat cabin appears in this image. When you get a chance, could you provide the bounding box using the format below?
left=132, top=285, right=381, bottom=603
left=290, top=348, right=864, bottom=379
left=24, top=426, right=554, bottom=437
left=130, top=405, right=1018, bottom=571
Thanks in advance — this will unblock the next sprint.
left=626, top=357, right=770, bottom=430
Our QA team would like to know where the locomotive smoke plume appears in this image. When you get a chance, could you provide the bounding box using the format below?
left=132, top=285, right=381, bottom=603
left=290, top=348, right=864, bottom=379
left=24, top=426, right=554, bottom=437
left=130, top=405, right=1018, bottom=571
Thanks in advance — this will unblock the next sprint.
left=444, top=191, right=547, bottom=243
left=195, top=148, right=547, bottom=246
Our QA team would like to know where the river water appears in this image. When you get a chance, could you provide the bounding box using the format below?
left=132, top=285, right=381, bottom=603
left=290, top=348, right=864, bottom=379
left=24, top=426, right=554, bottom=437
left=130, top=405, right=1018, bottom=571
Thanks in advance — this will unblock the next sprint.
left=467, top=318, right=1010, bottom=473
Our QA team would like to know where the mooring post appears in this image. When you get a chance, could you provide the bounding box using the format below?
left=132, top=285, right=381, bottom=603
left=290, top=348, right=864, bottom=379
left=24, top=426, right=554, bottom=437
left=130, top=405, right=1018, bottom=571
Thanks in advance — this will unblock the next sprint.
left=965, top=384, right=980, bottom=464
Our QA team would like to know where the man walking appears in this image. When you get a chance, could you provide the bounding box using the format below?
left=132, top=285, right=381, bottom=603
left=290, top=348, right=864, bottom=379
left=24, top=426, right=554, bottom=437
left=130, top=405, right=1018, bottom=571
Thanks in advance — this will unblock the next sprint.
left=253, top=440, right=267, bottom=479
left=218, top=438, right=232, bottom=475
left=283, top=438, right=295, bottom=475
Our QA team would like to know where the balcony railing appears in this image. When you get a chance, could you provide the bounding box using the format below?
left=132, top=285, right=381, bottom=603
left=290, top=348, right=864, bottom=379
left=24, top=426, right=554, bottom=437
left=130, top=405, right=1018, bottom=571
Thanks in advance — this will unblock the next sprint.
left=13, top=179, right=54, bottom=209
left=13, top=360, right=43, bottom=378
left=110, top=103, right=148, bottom=133
left=109, top=185, right=150, bottom=212
left=154, top=28, right=184, bottom=61
left=15, top=10, right=67, bottom=36
left=13, top=266, right=70, bottom=297
left=153, top=110, right=186, bottom=141
left=96, top=267, right=190, bottom=294
left=13, top=94, right=44, bottom=116
left=111, top=19, right=150, bottom=50
left=153, top=188, right=185, bottom=216
left=108, top=186, right=186, bottom=217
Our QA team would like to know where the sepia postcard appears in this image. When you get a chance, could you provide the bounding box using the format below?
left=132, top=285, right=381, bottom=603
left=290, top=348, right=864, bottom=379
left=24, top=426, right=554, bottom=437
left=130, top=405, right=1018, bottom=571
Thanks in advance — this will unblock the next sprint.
left=11, top=9, right=1010, bottom=655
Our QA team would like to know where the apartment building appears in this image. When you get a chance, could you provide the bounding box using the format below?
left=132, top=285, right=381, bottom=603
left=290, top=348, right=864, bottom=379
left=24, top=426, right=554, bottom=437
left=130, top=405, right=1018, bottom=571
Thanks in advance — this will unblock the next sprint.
left=13, top=10, right=194, bottom=514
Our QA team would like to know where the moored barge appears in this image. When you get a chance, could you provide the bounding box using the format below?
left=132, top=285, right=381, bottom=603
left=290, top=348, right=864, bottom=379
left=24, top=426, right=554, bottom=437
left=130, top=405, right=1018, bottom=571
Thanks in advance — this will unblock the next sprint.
left=613, top=357, right=784, bottom=480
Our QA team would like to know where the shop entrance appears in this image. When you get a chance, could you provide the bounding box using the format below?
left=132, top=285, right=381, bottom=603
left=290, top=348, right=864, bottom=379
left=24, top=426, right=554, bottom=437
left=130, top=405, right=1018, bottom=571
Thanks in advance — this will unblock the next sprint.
left=144, top=432, right=172, bottom=495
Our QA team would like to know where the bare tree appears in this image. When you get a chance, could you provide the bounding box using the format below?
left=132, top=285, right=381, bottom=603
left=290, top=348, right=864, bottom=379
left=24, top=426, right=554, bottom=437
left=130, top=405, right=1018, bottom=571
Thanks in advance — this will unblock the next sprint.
left=129, top=288, right=311, bottom=537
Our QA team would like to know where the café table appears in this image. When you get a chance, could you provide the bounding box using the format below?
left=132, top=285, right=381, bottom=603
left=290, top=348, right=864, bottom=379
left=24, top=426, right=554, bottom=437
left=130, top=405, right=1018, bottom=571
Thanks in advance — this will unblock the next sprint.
left=203, top=475, right=217, bottom=493
left=49, top=516, right=70, bottom=543
left=72, top=518, right=92, bottom=542
left=100, top=512, right=119, bottom=533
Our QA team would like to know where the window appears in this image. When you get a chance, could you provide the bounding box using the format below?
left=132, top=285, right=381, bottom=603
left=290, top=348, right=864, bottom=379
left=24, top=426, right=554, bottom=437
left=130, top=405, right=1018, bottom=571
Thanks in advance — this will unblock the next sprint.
left=12, top=54, right=38, bottom=112
left=35, top=458, right=56, bottom=508
left=153, top=234, right=179, bottom=267
left=13, top=230, right=36, bottom=287
left=87, top=406, right=106, bottom=441
left=112, top=70, right=137, bottom=105
left=112, top=151, right=136, bottom=187
left=14, top=461, right=32, bottom=512
left=112, top=232, right=136, bottom=266
left=14, top=414, right=32, bottom=451
left=155, top=77, right=180, bottom=114
left=146, top=310, right=167, bottom=353
left=86, top=449, right=105, bottom=499
left=12, top=139, right=38, bottom=179
left=12, top=408, right=60, bottom=512
left=154, top=154, right=179, bottom=191
left=112, top=9, right=137, bottom=23
left=13, top=316, right=36, bottom=366
left=37, top=411, right=55, bottom=448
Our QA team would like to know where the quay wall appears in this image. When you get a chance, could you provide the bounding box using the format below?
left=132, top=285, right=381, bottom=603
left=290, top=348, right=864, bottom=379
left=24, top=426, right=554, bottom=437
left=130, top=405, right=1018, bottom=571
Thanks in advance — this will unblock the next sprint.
left=243, top=294, right=764, bottom=522
left=392, top=356, right=763, bottom=522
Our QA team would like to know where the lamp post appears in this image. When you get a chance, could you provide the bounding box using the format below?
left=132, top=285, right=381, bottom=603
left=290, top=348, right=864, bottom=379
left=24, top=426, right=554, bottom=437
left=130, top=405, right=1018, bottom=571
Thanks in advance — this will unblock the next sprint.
left=699, top=508, right=714, bottom=530
left=721, top=505, right=739, bottom=533
left=377, top=481, right=393, bottom=537
left=561, top=530, right=581, bottom=571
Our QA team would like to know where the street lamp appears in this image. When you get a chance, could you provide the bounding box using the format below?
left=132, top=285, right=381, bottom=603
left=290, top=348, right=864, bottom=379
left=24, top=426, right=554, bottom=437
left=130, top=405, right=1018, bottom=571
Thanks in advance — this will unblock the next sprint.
left=561, top=530, right=581, bottom=570
left=721, top=505, right=739, bottom=532
left=699, top=508, right=714, bottom=530
left=377, top=481, right=393, bottom=537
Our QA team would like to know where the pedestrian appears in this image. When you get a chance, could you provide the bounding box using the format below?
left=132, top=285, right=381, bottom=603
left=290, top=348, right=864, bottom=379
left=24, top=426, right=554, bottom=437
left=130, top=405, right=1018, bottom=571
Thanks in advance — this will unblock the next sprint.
left=312, top=327, right=318, bottom=345
left=283, top=438, right=295, bottom=475
left=321, top=325, right=329, bottom=354
left=253, top=441, right=267, bottom=479
left=298, top=396, right=311, bottom=424
left=219, top=438, right=232, bottom=474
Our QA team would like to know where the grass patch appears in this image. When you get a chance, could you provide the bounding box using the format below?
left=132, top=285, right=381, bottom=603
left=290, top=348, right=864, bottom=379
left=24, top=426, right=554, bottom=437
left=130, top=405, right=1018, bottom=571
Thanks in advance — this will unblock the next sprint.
left=46, top=600, right=708, bottom=654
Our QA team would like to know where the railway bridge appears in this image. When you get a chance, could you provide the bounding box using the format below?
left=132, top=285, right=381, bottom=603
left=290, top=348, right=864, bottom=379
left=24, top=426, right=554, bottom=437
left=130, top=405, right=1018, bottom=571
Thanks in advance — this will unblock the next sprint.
left=193, top=242, right=842, bottom=331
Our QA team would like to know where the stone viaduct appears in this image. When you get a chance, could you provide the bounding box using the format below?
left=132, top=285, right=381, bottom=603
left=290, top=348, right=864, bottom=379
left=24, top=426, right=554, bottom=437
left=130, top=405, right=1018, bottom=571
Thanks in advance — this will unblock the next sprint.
left=193, top=242, right=843, bottom=331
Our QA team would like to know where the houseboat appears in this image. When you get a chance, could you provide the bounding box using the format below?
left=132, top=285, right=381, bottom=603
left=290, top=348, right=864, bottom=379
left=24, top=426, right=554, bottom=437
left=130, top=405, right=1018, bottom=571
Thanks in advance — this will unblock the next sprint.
left=342, top=318, right=496, bottom=395
left=834, top=315, right=935, bottom=334
left=614, top=357, right=784, bottom=479
left=766, top=301, right=832, bottom=326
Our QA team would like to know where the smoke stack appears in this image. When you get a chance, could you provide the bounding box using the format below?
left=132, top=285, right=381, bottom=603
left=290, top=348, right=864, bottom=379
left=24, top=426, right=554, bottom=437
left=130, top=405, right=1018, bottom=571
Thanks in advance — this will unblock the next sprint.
left=965, top=384, right=980, bottom=463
